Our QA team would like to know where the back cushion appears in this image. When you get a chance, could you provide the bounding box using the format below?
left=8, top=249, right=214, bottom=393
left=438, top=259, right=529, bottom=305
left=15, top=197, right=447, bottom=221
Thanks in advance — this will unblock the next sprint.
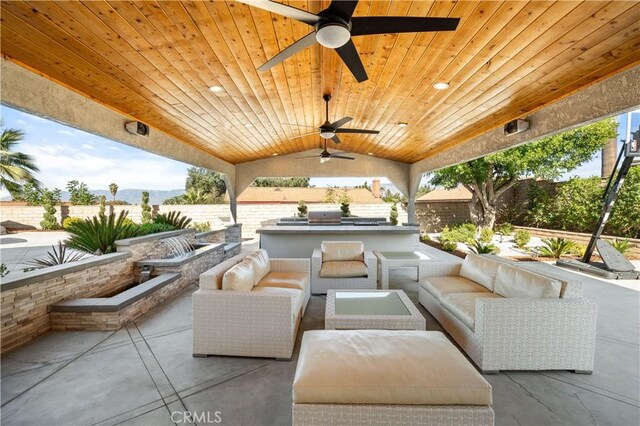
left=321, top=241, right=364, bottom=262
left=494, top=264, right=562, bottom=299
left=222, top=259, right=255, bottom=291
left=200, top=258, right=243, bottom=290
left=459, top=253, right=502, bottom=291
left=247, top=249, right=271, bottom=286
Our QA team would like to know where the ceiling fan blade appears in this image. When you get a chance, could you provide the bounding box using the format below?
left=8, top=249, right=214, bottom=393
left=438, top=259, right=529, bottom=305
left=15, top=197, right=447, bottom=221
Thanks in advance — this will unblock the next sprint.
left=327, top=0, right=359, bottom=21
left=329, top=116, right=353, bottom=129
left=335, top=39, right=368, bottom=82
left=350, top=17, right=460, bottom=36
left=330, top=155, right=356, bottom=160
left=289, top=132, right=318, bottom=140
left=237, top=0, right=321, bottom=25
left=335, top=128, right=379, bottom=134
left=257, top=32, right=317, bottom=72
left=331, top=134, right=342, bottom=144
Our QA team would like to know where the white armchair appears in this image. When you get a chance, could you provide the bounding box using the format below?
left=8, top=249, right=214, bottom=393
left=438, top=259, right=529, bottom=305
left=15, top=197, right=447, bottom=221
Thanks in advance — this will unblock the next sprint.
left=311, top=241, right=377, bottom=294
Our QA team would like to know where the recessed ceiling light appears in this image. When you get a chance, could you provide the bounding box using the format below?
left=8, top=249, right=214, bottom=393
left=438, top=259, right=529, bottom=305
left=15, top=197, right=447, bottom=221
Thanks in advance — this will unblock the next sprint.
left=398, top=122, right=408, bottom=128
left=368, top=152, right=374, bottom=156
left=209, top=85, right=224, bottom=93
left=433, top=82, right=450, bottom=90
left=272, top=153, right=278, bottom=156
left=245, top=123, right=253, bottom=128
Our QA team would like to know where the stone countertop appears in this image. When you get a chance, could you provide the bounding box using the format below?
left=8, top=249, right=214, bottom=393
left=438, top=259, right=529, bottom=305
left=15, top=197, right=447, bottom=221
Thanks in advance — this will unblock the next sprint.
left=256, top=225, right=419, bottom=234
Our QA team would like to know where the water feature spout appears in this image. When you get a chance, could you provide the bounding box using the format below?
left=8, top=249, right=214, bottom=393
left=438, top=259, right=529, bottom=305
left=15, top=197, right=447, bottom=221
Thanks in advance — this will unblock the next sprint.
left=140, top=265, right=153, bottom=283
left=160, top=236, right=195, bottom=258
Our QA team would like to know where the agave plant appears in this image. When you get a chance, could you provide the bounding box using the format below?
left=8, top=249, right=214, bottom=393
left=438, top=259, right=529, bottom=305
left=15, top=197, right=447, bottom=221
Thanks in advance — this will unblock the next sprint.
left=154, top=211, right=192, bottom=229
left=538, top=237, right=576, bottom=259
left=65, top=211, right=140, bottom=254
left=25, top=241, right=86, bottom=269
left=609, top=239, right=632, bottom=255
left=468, top=239, right=500, bottom=255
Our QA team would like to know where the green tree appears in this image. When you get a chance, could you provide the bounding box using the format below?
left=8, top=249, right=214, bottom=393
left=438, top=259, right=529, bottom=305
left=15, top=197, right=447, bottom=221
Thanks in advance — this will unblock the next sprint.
left=141, top=191, right=152, bottom=224
left=338, top=189, right=352, bottom=204
left=108, top=183, right=118, bottom=203
left=323, top=186, right=337, bottom=203
left=389, top=203, right=399, bottom=225
left=185, top=167, right=226, bottom=197
left=1, top=126, right=41, bottom=198
left=66, top=180, right=98, bottom=205
left=13, top=182, right=43, bottom=205
left=40, top=188, right=62, bottom=230
left=430, top=118, right=617, bottom=229
left=252, top=177, right=310, bottom=187
left=415, top=185, right=432, bottom=199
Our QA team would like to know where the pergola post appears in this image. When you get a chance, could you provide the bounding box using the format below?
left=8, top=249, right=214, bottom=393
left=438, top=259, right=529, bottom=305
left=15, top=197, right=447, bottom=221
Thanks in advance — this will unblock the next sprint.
left=405, top=170, right=423, bottom=226
left=222, top=174, right=237, bottom=224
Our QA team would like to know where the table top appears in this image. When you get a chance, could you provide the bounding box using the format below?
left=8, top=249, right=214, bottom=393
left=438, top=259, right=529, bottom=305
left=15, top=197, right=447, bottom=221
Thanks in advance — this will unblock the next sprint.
left=375, top=251, right=431, bottom=260
left=333, top=290, right=411, bottom=316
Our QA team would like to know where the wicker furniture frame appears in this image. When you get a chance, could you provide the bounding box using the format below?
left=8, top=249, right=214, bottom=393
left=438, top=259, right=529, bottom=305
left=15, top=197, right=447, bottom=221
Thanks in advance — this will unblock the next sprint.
left=373, top=250, right=431, bottom=289
left=292, top=403, right=495, bottom=426
left=419, top=257, right=598, bottom=373
left=325, top=289, right=426, bottom=330
left=311, top=248, right=377, bottom=294
left=193, top=257, right=310, bottom=359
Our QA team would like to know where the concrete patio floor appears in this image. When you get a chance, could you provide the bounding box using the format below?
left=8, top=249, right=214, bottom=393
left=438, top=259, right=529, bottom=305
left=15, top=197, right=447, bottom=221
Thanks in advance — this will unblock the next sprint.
left=1, top=257, right=638, bottom=425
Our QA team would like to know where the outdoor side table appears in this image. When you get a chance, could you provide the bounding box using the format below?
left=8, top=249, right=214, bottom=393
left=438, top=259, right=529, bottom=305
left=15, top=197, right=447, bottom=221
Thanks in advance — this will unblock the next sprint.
left=373, top=251, right=431, bottom=289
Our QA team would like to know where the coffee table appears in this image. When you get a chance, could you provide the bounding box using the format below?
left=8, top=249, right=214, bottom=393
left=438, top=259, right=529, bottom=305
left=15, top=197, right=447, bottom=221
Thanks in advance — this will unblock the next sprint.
left=325, top=289, right=426, bottom=330
left=373, top=251, right=431, bottom=289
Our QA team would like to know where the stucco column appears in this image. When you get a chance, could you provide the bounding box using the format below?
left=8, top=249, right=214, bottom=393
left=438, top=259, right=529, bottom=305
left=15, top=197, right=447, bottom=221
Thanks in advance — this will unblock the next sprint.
left=405, top=170, right=423, bottom=226
left=222, top=174, right=237, bottom=224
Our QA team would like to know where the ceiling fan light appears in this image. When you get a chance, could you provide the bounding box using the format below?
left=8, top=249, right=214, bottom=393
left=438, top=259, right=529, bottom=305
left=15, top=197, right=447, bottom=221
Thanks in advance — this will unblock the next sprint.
left=433, top=82, right=450, bottom=90
left=320, top=157, right=331, bottom=163
left=320, top=130, right=335, bottom=139
left=316, top=23, right=351, bottom=48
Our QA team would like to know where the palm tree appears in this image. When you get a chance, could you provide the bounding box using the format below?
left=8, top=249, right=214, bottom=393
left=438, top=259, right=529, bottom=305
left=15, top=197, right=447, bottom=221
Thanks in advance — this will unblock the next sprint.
left=1, top=126, right=41, bottom=198
left=108, top=183, right=118, bottom=203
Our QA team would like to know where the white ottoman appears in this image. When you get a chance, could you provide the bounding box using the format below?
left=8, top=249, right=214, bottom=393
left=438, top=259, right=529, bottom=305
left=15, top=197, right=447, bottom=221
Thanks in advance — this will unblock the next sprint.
left=292, top=330, right=494, bottom=426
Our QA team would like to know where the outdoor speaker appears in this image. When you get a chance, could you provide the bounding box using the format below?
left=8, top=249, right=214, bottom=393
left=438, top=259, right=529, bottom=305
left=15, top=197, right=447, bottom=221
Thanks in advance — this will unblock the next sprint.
left=504, top=119, right=529, bottom=136
left=125, top=121, right=150, bottom=137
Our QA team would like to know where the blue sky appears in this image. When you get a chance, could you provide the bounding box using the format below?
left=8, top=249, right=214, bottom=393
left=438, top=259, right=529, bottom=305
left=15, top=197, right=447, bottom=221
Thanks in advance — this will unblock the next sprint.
left=1, top=105, right=637, bottom=198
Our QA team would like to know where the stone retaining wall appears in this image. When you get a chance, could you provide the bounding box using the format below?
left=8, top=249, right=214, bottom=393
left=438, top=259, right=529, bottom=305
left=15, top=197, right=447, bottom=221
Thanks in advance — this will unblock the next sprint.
left=0, top=253, right=132, bottom=353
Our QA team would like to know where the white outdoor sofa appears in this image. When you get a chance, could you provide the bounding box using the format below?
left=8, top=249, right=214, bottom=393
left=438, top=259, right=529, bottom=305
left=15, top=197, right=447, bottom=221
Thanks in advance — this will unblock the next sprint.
left=310, top=241, right=377, bottom=294
left=419, top=253, right=598, bottom=374
left=193, top=249, right=310, bottom=359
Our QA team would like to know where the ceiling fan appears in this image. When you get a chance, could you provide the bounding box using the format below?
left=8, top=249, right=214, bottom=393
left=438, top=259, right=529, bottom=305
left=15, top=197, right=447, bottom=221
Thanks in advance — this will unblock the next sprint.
left=237, top=0, right=460, bottom=82
left=299, top=139, right=355, bottom=163
left=288, top=94, right=378, bottom=144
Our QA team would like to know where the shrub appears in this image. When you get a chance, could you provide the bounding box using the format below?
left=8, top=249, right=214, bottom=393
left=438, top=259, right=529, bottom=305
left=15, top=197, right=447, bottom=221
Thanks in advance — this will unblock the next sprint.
left=538, top=237, right=576, bottom=259
left=468, top=239, right=500, bottom=255
left=122, top=217, right=137, bottom=227
left=137, top=222, right=175, bottom=236
left=340, top=202, right=351, bottom=217
left=141, top=191, right=152, bottom=224
left=440, top=223, right=477, bottom=244
left=572, top=243, right=587, bottom=258
left=65, top=211, right=139, bottom=254
left=514, top=230, right=531, bottom=249
left=495, top=223, right=515, bottom=235
left=98, top=195, right=107, bottom=216
left=66, top=180, right=98, bottom=205
left=420, top=232, right=431, bottom=242
left=62, top=217, right=83, bottom=229
left=297, top=200, right=308, bottom=218
left=190, top=222, right=211, bottom=233
left=40, top=189, right=61, bottom=230
left=154, top=211, right=192, bottom=229
left=389, top=203, right=398, bottom=225
left=441, top=241, right=458, bottom=252
left=0, top=263, right=8, bottom=277
left=609, top=239, right=632, bottom=255
left=479, top=227, right=494, bottom=243
left=25, top=241, right=86, bottom=269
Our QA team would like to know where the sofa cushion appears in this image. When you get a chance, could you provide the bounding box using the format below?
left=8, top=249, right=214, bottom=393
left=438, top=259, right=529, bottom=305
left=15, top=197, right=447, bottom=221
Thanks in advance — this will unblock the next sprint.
left=320, top=261, right=368, bottom=278
left=199, top=257, right=243, bottom=290
left=459, top=253, right=503, bottom=291
left=221, top=259, right=255, bottom=291
left=421, top=276, right=490, bottom=301
left=321, top=241, right=364, bottom=262
left=247, top=249, right=271, bottom=286
left=257, top=271, right=308, bottom=292
left=252, top=286, right=304, bottom=322
left=440, top=292, right=503, bottom=330
left=293, top=330, right=492, bottom=405
left=494, top=264, right=562, bottom=299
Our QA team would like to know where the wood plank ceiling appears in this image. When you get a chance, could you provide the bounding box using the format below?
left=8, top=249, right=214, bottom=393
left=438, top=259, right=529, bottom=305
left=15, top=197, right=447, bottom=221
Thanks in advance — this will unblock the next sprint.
left=1, top=1, right=639, bottom=165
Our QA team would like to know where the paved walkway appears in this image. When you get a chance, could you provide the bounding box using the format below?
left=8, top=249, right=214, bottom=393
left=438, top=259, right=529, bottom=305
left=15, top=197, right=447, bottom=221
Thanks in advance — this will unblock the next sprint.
left=0, top=231, right=70, bottom=275
left=1, top=254, right=638, bottom=425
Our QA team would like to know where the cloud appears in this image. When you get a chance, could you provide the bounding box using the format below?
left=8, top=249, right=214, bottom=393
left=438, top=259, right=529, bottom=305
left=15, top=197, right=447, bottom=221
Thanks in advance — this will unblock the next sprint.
left=81, top=143, right=95, bottom=150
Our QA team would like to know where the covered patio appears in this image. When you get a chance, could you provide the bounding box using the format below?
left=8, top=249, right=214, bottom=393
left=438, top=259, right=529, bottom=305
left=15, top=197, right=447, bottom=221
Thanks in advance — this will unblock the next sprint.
left=1, top=1, right=640, bottom=425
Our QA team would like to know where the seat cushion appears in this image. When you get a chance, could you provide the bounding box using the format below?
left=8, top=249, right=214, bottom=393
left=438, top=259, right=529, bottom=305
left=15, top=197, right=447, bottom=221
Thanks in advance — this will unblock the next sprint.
left=459, top=253, right=504, bottom=291
left=494, top=264, right=562, bottom=299
left=440, top=292, right=503, bottom=330
left=221, top=259, right=255, bottom=291
left=257, top=271, right=308, bottom=292
left=252, top=286, right=304, bottom=321
left=421, top=276, right=490, bottom=300
left=320, top=261, right=368, bottom=278
left=293, top=330, right=492, bottom=405
left=321, top=241, right=364, bottom=262
left=246, top=249, right=271, bottom=286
